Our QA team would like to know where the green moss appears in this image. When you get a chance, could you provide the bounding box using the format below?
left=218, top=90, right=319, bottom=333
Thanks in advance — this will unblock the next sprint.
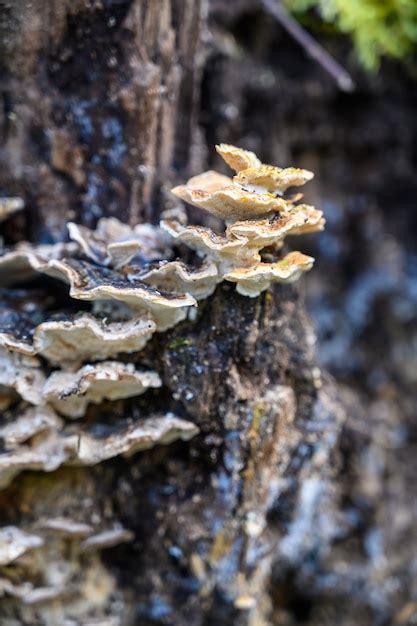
left=285, top=0, right=417, bottom=70
left=168, top=337, right=193, bottom=350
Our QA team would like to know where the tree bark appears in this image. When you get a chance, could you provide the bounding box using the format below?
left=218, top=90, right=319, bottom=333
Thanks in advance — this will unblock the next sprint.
left=0, top=2, right=376, bottom=626
left=0, top=0, right=206, bottom=239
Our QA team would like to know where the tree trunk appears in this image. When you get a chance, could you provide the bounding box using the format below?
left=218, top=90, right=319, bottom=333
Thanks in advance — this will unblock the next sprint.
left=0, top=0, right=206, bottom=238
left=0, top=3, right=332, bottom=625
left=2, top=2, right=405, bottom=626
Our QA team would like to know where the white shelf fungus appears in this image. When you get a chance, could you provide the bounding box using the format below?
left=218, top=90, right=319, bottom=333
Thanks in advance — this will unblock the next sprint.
left=0, top=405, right=198, bottom=487
left=166, top=143, right=323, bottom=296
left=75, top=414, right=199, bottom=465
left=43, top=362, right=162, bottom=418
left=0, top=527, right=44, bottom=566
left=224, top=252, right=315, bottom=297
left=0, top=143, right=322, bottom=490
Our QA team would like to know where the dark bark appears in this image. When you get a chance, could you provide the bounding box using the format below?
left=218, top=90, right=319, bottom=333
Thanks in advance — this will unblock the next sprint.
left=0, top=3, right=339, bottom=625
left=1, top=2, right=415, bottom=626
left=1, top=283, right=338, bottom=625
left=0, top=0, right=206, bottom=239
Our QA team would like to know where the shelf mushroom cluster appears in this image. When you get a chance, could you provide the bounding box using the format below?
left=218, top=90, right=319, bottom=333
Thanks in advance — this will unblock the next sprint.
left=0, top=146, right=323, bottom=616
left=167, top=143, right=324, bottom=296
left=0, top=228, right=201, bottom=486
left=0, top=521, right=135, bottom=622
left=0, top=144, right=323, bottom=488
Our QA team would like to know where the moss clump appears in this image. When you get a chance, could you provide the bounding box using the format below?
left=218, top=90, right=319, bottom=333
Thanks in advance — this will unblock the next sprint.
left=285, top=0, right=417, bottom=70
left=168, top=338, right=193, bottom=350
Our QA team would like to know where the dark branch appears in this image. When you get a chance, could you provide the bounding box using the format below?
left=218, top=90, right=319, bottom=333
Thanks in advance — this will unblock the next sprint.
left=260, top=0, right=355, bottom=92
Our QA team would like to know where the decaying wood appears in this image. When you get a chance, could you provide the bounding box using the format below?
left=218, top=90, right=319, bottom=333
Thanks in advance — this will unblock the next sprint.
left=0, top=2, right=343, bottom=624
left=0, top=0, right=206, bottom=238
left=0, top=276, right=345, bottom=625
left=2, top=2, right=409, bottom=626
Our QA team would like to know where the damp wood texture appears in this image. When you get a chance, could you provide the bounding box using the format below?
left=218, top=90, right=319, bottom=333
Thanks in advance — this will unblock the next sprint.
left=0, top=2, right=413, bottom=626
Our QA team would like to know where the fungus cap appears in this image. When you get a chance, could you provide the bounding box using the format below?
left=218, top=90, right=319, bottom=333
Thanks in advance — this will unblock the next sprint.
left=0, top=406, right=62, bottom=446
left=0, top=242, right=77, bottom=286
left=42, top=258, right=197, bottom=330
left=43, top=362, right=162, bottom=418
left=224, top=251, right=315, bottom=297
left=160, top=219, right=259, bottom=267
left=68, top=218, right=173, bottom=269
left=107, top=240, right=141, bottom=268
left=134, top=258, right=220, bottom=300
left=284, top=204, right=326, bottom=234
left=0, top=409, right=198, bottom=488
left=172, top=175, right=288, bottom=221
left=33, top=314, right=156, bottom=365
left=215, top=144, right=262, bottom=172
left=234, top=165, right=314, bottom=195
left=75, top=414, right=199, bottom=464
left=226, top=205, right=325, bottom=247
left=0, top=407, right=77, bottom=488
left=0, top=527, right=44, bottom=566
left=40, top=518, right=94, bottom=538
left=80, top=528, right=134, bottom=552
left=0, top=348, right=45, bottom=405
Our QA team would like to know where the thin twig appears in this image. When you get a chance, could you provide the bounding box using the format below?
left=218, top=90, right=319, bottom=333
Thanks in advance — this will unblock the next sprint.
left=260, top=0, right=355, bottom=92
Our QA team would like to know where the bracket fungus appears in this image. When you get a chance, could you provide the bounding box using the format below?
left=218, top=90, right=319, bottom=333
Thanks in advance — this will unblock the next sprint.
left=224, top=252, right=315, bottom=297
left=79, top=527, right=135, bottom=552
left=43, top=362, right=161, bottom=418
left=31, top=314, right=157, bottom=366
left=215, top=143, right=262, bottom=171
left=171, top=170, right=290, bottom=221
left=0, top=518, right=134, bottom=619
left=43, top=258, right=196, bottom=331
left=160, top=219, right=260, bottom=268
left=0, top=294, right=156, bottom=365
left=0, top=527, right=43, bottom=566
left=0, top=242, right=78, bottom=287
left=0, top=143, right=322, bottom=492
left=75, top=414, right=199, bottom=465
left=67, top=218, right=173, bottom=268
left=0, top=348, right=45, bottom=405
left=0, top=406, right=62, bottom=447
left=0, top=406, right=76, bottom=488
left=0, top=405, right=198, bottom=487
left=131, top=258, right=220, bottom=300
left=226, top=204, right=324, bottom=248
left=40, top=518, right=94, bottom=538
left=167, top=143, right=324, bottom=296
left=171, top=144, right=315, bottom=221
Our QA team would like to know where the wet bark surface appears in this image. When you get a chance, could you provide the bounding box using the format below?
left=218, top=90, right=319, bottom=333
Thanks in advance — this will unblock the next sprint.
left=0, top=279, right=342, bottom=626
left=0, top=0, right=206, bottom=239
left=0, top=1, right=416, bottom=625
left=204, top=4, right=417, bottom=625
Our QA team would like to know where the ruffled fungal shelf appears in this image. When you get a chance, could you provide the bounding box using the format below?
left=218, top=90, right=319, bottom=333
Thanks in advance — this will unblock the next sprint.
left=224, top=252, right=315, bottom=297
left=169, top=143, right=324, bottom=294
left=0, top=143, right=323, bottom=492
left=43, top=362, right=162, bottom=418
left=0, top=519, right=134, bottom=620
left=0, top=404, right=198, bottom=488
left=0, top=144, right=325, bottom=622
